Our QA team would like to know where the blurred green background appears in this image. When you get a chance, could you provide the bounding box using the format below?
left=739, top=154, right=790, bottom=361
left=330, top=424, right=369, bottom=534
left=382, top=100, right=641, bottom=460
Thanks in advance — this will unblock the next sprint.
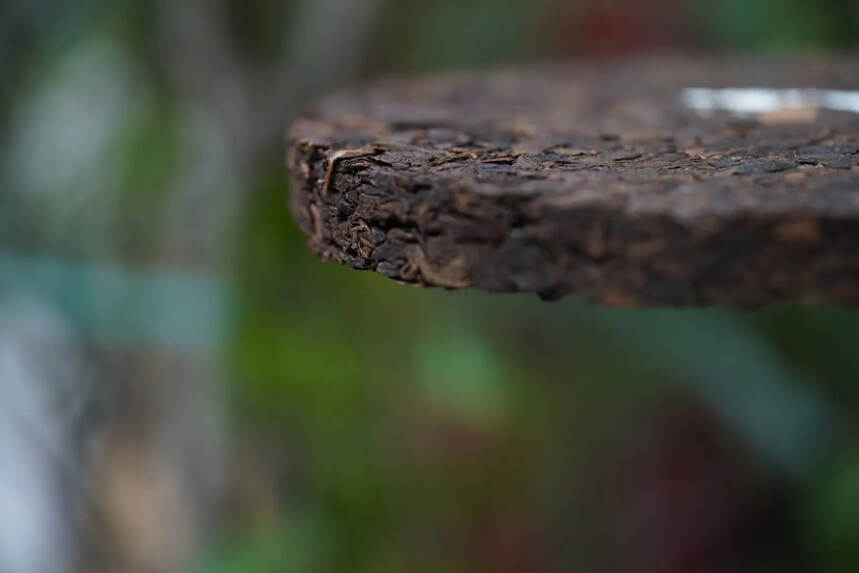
left=1, top=1, right=859, bottom=572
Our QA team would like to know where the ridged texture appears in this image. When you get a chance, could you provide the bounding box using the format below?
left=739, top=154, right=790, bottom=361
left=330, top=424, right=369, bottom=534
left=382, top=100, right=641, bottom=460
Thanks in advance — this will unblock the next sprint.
left=287, top=58, right=859, bottom=306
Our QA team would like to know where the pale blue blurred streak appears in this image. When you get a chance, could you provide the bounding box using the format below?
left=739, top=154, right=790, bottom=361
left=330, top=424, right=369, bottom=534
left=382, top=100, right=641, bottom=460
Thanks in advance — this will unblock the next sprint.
left=598, top=308, right=837, bottom=480
left=0, top=254, right=228, bottom=353
left=0, top=298, right=79, bottom=573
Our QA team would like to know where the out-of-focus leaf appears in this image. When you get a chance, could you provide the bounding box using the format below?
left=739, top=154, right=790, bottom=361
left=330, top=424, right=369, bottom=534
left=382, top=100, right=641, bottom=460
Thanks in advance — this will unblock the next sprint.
left=807, top=458, right=859, bottom=571
left=414, top=322, right=514, bottom=428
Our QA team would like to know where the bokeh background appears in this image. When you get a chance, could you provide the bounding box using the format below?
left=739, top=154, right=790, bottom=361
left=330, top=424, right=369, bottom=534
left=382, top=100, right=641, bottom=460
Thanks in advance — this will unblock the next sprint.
left=2, top=1, right=859, bottom=572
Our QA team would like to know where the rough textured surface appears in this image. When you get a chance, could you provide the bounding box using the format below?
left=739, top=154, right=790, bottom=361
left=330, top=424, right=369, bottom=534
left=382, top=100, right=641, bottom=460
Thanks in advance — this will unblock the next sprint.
left=287, top=57, right=859, bottom=306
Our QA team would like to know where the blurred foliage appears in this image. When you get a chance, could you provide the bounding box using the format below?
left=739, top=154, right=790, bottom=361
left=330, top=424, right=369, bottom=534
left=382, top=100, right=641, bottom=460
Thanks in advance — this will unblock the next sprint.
left=808, top=458, right=859, bottom=571
left=2, top=0, right=859, bottom=572
left=694, top=0, right=859, bottom=50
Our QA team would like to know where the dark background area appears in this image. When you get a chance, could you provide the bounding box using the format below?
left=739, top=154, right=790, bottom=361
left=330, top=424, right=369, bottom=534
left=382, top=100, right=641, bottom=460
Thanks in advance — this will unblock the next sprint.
left=1, top=1, right=859, bottom=572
